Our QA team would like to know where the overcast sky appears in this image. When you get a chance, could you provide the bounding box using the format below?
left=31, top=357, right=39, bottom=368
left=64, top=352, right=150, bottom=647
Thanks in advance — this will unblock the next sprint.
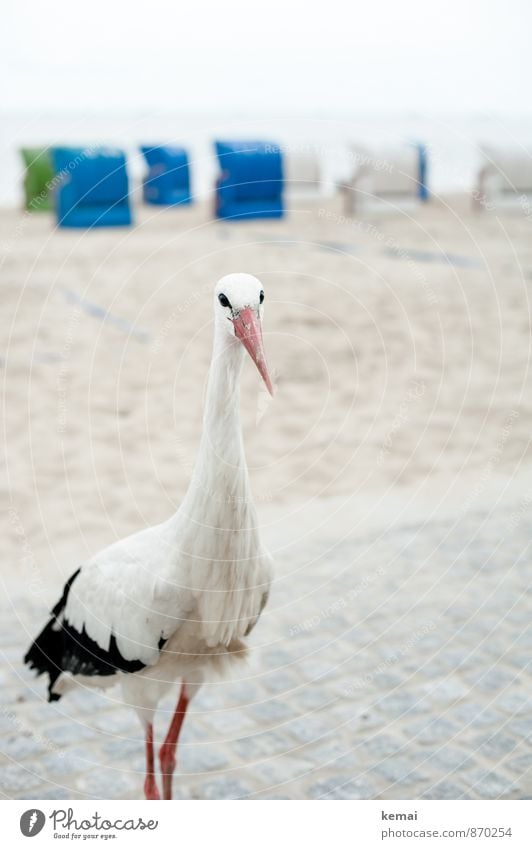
left=1, top=0, right=531, bottom=115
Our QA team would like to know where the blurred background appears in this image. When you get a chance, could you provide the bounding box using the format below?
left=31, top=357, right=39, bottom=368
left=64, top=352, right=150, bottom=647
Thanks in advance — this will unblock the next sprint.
left=2, top=0, right=532, bottom=201
left=2, top=0, right=532, bottom=802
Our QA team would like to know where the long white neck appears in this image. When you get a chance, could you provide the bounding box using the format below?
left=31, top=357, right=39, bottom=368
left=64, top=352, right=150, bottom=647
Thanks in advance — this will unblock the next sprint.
left=178, top=326, right=257, bottom=533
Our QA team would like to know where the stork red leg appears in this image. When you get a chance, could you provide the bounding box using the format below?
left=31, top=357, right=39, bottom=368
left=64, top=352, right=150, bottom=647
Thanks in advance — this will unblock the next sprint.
left=160, top=682, right=190, bottom=800
left=143, top=722, right=160, bottom=800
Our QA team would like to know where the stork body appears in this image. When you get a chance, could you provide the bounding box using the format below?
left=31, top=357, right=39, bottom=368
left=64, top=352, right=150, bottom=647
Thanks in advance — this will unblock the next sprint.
left=24, top=274, right=274, bottom=799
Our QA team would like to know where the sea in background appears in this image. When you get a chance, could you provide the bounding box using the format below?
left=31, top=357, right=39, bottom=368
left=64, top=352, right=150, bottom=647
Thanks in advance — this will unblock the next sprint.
left=1, top=110, right=532, bottom=206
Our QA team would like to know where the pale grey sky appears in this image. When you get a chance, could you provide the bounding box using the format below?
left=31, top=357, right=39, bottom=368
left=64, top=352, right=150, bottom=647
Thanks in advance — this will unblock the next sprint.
left=2, top=0, right=531, bottom=114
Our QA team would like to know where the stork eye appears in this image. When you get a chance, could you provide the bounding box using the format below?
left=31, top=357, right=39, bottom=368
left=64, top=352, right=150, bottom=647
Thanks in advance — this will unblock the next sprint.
left=218, top=293, right=231, bottom=309
left=259, top=290, right=265, bottom=304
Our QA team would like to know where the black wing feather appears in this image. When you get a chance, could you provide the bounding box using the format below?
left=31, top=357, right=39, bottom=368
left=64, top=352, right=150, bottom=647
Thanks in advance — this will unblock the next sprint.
left=24, top=568, right=164, bottom=702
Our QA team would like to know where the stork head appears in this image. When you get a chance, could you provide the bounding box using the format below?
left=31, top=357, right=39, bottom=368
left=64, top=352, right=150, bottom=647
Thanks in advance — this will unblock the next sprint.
left=214, top=273, right=273, bottom=396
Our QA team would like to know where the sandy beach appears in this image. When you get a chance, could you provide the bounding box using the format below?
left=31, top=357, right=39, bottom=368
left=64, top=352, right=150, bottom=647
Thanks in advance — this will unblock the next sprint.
left=1, top=195, right=531, bottom=579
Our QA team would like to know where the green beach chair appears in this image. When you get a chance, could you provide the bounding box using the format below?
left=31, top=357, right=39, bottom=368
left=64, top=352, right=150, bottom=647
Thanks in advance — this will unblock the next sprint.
left=20, top=148, right=55, bottom=212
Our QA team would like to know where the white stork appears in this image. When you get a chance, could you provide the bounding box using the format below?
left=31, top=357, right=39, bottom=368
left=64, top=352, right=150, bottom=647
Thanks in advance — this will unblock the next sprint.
left=25, top=273, right=274, bottom=800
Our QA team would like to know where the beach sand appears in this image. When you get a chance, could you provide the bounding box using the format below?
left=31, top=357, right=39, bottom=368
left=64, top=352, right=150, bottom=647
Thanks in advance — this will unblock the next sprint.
left=1, top=195, right=531, bottom=581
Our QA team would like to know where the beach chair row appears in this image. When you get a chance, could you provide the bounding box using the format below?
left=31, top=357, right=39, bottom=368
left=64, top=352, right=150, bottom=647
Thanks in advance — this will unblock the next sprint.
left=21, top=142, right=288, bottom=227
left=20, top=141, right=531, bottom=227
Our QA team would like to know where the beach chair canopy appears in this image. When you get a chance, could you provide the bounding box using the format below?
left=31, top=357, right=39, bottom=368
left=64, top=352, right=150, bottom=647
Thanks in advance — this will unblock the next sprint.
left=140, top=145, right=191, bottom=205
left=20, top=148, right=55, bottom=212
left=52, top=147, right=132, bottom=228
left=214, top=141, right=284, bottom=220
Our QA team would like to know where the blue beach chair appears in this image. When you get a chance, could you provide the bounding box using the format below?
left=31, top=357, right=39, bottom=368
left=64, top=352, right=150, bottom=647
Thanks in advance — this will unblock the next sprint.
left=214, top=141, right=284, bottom=220
left=52, top=147, right=132, bottom=228
left=140, top=145, right=191, bottom=206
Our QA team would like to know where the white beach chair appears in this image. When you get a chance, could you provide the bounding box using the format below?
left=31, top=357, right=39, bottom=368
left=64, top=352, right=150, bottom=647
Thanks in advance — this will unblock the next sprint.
left=341, top=142, right=428, bottom=216
left=475, top=144, right=532, bottom=212
left=283, top=150, right=323, bottom=201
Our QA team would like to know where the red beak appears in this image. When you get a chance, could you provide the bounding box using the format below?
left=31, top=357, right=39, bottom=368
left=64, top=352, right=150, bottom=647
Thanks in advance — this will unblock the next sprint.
left=232, top=307, right=273, bottom=396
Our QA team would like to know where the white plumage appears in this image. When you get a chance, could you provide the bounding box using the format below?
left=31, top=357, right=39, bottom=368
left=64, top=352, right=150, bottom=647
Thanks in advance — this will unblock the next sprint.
left=25, top=273, right=274, bottom=799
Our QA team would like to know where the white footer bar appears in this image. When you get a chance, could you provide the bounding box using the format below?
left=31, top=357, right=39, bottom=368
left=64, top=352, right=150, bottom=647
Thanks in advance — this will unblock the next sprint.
left=4, top=799, right=530, bottom=848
